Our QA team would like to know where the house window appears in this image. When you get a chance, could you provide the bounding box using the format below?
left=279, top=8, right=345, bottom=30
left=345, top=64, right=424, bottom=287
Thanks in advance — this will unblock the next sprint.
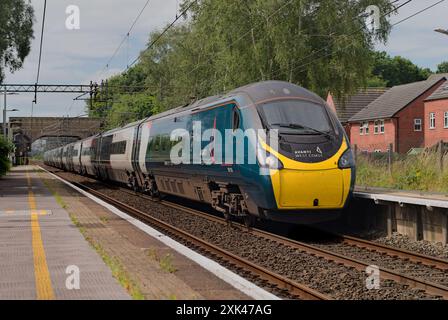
left=414, top=119, right=422, bottom=132
left=374, top=121, right=380, bottom=134
left=445, top=112, right=448, bottom=129
left=360, top=122, right=369, bottom=135
left=374, top=120, right=385, bottom=134
left=430, top=113, right=436, bottom=129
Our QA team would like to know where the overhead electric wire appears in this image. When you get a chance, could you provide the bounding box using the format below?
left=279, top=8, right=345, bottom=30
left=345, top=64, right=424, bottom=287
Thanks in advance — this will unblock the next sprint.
left=281, top=0, right=445, bottom=79
left=182, top=0, right=296, bottom=81
left=98, top=0, right=152, bottom=79
left=125, top=0, right=198, bottom=71
left=185, top=0, right=407, bottom=95
left=183, top=0, right=405, bottom=89
left=265, top=0, right=413, bottom=81
left=33, top=0, right=48, bottom=104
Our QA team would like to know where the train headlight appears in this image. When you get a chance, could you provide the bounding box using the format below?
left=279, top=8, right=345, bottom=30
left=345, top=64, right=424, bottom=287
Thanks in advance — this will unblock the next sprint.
left=338, top=148, right=355, bottom=169
left=258, top=149, right=284, bottom=170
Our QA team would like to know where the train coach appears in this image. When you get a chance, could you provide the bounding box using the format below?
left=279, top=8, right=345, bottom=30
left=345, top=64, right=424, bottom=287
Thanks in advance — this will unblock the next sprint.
left=44, top=81, right=355, bottom=226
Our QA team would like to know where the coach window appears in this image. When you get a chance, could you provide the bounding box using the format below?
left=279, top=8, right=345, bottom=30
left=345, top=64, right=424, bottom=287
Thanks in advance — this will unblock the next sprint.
left=232, top=107, right=240, bottom=131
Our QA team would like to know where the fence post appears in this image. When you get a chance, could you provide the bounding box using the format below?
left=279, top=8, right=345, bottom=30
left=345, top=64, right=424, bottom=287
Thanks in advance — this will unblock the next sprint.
left=439, top=140, right=444, bottom=174
left=388, top=143, right=393, bottom=176
left=354, top=144, right=358, bottom=163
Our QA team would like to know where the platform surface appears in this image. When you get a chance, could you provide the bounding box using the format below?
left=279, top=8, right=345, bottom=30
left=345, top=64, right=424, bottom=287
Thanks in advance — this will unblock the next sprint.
left=0, top=166, right=130, bottom=300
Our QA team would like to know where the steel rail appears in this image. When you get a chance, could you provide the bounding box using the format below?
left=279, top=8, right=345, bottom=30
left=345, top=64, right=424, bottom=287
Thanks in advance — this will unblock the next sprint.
left=44, top=167, right=448, bottom=300
left=70, top=181, right=331, bottom=301
left=121, top=189, right=448, bottom=299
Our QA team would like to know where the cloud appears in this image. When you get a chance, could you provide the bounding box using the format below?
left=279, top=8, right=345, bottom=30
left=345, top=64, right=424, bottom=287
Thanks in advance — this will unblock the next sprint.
left=3, top=0, right=179, bottom=120
left=376, top=0, right=448, bottom=70
left=3, top=0, right=448, bottom=122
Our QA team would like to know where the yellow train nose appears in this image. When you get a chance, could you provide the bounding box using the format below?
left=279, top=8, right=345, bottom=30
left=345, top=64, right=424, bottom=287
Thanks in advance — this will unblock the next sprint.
left=278, top=169, right=345, bottom=208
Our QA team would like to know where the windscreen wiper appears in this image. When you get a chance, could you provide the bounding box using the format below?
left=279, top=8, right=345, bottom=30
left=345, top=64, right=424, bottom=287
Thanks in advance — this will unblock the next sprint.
left=270, top=123, right=334, bottom=141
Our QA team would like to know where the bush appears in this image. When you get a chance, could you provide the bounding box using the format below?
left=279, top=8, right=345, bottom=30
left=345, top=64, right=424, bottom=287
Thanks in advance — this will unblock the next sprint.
left=0, top=136, right=13, bottom=177
left=356, top=152, right=448, bottom=192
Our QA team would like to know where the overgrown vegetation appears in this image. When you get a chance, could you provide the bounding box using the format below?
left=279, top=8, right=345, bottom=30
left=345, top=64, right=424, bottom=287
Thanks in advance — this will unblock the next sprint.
left=0, top=136, right=13, bottom=177
left=0, top=0, right=35, bottom=83
left=89, top=0, right=396, bottom=128
left=356, top=152, right=448, bottom=193
left=43, top=176, right=144, bottom=300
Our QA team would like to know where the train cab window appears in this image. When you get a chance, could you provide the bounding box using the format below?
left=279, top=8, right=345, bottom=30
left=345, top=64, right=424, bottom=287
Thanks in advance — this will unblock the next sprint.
left=232, top=107, right=240, bottom=131
left=259, top=100, right=333, bottom=134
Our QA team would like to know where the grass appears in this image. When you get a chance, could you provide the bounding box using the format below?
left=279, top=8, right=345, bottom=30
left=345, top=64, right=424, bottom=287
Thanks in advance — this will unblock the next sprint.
left=39, top=174, right=68, bottom=209
left=356, top=152, right=448, bottom=193
left=146, top=249, right=177, bottom=274
left=90, top=242, right=145, bottom=300
left=100, top=216, right=109, bottom=224
left=70, top=212, right=145, bottom=300
left=41, top=174, right=145, bottom=300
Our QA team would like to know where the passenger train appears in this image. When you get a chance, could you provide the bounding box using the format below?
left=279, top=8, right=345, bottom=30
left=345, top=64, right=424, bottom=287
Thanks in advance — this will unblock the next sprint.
left=44, top=81, right=355, bottom=225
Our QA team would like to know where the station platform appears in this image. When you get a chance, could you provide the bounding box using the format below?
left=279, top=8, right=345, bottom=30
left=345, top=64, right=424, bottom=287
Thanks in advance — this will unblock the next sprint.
left=0, top=166, right=130, bottom=300
left=0, top=166, right=256, bottom=300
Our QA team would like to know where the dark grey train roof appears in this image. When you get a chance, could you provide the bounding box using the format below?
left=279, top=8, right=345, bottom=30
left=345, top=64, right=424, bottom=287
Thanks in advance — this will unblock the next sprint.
left=146, top=81, right=325, bottom=122
left=426, top=80, right=448, bottom=102
left=228, top=80, right=325, bottom=105
left=349, top=76, right=446, bottom=122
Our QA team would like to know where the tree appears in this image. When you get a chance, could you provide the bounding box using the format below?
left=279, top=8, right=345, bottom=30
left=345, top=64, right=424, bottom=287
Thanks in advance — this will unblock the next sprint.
left=0, top=0, right=34, bottom=84
left=0, top=136, right=13, bottom=177
left=437, top=61, right=448, bottom=74
left=90, top=0, right=395, bottom=122
left=370, top=51, right=432, bottom=87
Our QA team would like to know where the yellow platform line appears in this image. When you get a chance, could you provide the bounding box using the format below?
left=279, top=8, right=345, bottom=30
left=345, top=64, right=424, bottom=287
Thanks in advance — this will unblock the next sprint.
left=26, top=171, right=55, bottom=300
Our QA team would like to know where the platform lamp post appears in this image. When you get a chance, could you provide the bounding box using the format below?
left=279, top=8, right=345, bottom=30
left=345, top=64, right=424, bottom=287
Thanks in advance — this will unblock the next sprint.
left=3, top=108, right=19, bottom=140
left=2, top=87, right=19, bottom=138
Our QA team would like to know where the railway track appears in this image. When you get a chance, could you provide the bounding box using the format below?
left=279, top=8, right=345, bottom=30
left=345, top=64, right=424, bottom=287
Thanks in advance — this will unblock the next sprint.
left=44, top=166, right=448, bottom=300
left=138, top=191, right=448, bottom=299
left=71, top=180, right=330, bottom=300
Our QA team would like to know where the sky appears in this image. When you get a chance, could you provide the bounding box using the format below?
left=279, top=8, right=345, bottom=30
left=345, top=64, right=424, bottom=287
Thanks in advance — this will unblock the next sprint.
left=2, top=0, right=448, bottom=122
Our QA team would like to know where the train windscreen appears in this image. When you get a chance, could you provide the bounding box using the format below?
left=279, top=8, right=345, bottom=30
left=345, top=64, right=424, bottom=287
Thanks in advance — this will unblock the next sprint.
left=259, top=100, right=334, bottom=135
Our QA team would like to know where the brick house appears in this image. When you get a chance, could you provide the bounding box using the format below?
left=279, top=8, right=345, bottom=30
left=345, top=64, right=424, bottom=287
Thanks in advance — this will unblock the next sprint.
left=348, top=76, right=446, bottom=153
left=424, top=79, right=448, bottom=148
left=326, top=88, right=388, bottom=136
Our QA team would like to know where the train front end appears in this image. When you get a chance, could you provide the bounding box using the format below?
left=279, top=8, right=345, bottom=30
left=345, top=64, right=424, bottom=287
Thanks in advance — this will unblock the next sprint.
left=242, top=82, right=355, bottom=224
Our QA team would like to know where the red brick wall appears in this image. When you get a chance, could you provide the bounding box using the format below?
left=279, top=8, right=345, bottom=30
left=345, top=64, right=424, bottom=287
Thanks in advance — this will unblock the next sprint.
left=349, top=79, right=445, bottom=153
left=424, top=98, right=448, bottom=147
left=349, top=119, right=396, bottom=152
left=395, top=80, right=444, bottom=153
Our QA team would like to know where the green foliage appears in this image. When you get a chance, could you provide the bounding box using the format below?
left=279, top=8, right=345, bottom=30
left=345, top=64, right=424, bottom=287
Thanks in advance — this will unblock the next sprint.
left=369, top=51, right=433, bottom=87
left=437, top=61, right=448, bottom=74
left=0, top=136, right=13, bottom=177
left=88, top=0, right=394, bottom=121
left=0, top=0, right=34, bottom=83
left=356, top=153, right=448, bottom=193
